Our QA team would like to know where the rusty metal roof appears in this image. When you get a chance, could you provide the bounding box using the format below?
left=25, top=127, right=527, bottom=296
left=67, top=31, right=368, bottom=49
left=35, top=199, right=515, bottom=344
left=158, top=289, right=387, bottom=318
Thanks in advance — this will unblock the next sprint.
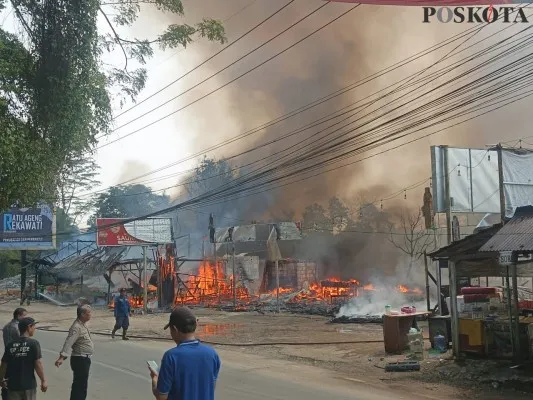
left=480, top=206, right=533, bottom=252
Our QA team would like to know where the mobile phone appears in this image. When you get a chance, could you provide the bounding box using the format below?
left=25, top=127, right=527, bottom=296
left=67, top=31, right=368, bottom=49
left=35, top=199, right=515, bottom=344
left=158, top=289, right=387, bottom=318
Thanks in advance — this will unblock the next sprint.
left=146, top=360, right=159, bottom=373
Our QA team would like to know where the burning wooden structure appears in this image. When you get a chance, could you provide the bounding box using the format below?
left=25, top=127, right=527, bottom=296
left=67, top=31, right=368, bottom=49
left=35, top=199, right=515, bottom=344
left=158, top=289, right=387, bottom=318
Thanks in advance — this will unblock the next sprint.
left=161, top=257, right=425, bottom=314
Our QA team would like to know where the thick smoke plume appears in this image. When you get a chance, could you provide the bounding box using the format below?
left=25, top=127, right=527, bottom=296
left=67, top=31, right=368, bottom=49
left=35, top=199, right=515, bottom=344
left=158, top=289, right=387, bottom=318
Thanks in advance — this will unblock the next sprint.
left=128, top=1, right=529, bottom=279
left=157, top=0, right=481, bottom=208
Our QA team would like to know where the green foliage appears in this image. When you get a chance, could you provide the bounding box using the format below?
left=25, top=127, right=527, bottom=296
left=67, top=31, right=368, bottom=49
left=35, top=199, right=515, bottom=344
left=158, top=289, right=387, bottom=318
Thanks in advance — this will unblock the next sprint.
left=178, top=157, right=238, bottom=233
left=183, top=156, right=237, bottom=198
left=0, top=29, right=57, bottom=210
left=0, top=250, right=39, bottom=279
left=87, top=184, right=171, bottom=227
left=1, top=0, right=226, bottom=211
left=58, top=153, right=101, bottom=224
left=99, top=0, right=226, bottom=105
left=55, top=208, right=80, bottom=246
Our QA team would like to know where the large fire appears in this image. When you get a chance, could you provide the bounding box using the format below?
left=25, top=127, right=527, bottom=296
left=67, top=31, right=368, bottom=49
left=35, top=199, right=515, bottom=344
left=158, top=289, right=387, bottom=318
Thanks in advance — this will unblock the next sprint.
left=172, top=260, right=423, bottom=308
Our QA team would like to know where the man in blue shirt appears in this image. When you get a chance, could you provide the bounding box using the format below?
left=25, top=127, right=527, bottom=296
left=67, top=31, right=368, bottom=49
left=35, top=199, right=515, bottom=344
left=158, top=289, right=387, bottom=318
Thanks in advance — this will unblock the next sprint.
left=111, top=289, right=131, bottom=341
left=148, top=307, right=221, bottom=400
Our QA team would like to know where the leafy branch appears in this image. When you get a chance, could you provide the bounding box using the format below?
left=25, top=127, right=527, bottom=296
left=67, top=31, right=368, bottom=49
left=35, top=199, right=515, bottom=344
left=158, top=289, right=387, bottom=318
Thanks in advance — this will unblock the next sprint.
left=0, top=0, right=227, bottom=210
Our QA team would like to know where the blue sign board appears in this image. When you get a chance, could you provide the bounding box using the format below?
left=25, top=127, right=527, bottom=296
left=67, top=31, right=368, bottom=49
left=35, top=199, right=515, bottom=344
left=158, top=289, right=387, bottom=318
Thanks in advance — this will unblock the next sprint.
left=0, top=205, right=56, bottom=250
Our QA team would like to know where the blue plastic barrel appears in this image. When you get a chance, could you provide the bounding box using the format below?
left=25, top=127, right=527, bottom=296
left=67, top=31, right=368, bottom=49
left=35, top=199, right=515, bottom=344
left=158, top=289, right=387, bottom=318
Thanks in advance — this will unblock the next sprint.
left=434, top=334, right=447, bottom=353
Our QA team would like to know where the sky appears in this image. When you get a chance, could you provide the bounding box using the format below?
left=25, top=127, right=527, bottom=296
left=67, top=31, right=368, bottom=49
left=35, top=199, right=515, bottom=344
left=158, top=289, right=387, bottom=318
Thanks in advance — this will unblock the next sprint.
left=2, top=0, right=533, bottom=220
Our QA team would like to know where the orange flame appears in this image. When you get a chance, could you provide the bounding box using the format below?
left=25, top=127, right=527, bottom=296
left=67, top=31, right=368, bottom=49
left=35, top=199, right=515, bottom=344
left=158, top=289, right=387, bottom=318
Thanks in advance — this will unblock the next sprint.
left=170, top=260, right=424, bottom=307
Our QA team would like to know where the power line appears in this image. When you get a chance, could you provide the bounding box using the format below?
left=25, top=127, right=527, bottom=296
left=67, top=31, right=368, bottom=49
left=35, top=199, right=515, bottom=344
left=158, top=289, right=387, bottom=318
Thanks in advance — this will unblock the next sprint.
left=51, top=14, right=533, bottom=223
left=110, top=0, right=296, bottom=122
left=96, top=3, right=358, bottom=150
left=145, top=0, right=262, bottom=72
left=192, top=28, right=533, bottom=206
left=181, top=58, right=533, bottom=213
left=89, top=11, right=527, bottom=193
left=71, top=18, right=533, bottom=203
left=54, top=42, right=533, bottom=238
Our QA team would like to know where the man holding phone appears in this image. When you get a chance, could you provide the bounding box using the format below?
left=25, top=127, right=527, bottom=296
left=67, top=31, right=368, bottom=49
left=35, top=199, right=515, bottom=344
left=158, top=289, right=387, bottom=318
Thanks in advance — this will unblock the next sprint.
left=148, top=307, right=220, bottom=400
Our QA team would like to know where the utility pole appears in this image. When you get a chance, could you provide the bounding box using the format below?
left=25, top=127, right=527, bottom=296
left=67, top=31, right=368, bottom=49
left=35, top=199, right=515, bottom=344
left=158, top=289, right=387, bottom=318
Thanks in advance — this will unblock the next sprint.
left=497, top=144, right=506, bottom=224
left=276, top=260, right=280, bottom=314
left=143, top=246, right=148, bottom=314
left=232, top=244, right=236, bottom=309
left=443, top=145, right=452, bottom=245
left=78, top=241, right=83, bottom=296
left=424, top=252, right=430, bottom=311
left=20, top=250, right=27, bottom=303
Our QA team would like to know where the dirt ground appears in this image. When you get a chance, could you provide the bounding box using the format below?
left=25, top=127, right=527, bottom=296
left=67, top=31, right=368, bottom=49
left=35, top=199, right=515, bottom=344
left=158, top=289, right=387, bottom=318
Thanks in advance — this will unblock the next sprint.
left=1, top=299, right=530, bottom=399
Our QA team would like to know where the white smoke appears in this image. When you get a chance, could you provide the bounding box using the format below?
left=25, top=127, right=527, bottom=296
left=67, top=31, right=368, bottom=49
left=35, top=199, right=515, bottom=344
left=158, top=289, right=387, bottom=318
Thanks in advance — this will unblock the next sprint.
left=337, top=290, right=428, bottom=317
left=336, top=273, right=430, bottom=317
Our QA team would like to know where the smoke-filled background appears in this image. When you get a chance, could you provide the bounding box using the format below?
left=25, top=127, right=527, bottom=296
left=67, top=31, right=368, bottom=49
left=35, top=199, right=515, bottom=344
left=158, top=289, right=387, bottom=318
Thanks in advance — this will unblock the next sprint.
left=98, top=1, right=533, bottom=291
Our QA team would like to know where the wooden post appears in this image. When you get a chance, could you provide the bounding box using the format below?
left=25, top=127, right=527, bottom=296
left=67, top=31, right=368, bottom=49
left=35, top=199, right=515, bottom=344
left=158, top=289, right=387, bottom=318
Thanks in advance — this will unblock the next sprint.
left=232, top=244, right=236, bottom=309
left=424, top=252, right=430, bottom=311
left=511, top=261, right=521, bottom=360
left=449, top=260, right=460, bottom=357
left=143, top=246, right=148, bottom=314
left=505, top=265, right=515, bottom=355
left=107, top=271, right=112, bottom=305
left=276, top=260, right=280, bottom=314
left=214, top=241, right=220, bottom=304
left=436, top=260, right=443, bottom=316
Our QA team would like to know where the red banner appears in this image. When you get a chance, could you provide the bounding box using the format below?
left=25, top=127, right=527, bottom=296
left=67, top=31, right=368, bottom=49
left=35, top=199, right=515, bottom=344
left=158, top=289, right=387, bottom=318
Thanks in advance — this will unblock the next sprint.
left=96, top=218, right=152, bottom=247
left=328, top=0, right=520, bottom=5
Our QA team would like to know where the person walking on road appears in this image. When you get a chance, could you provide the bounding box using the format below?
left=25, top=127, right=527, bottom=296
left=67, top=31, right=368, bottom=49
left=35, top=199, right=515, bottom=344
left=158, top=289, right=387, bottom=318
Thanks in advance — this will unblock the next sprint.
left=2, top=308, right=27, bottom=346
left=2, top=308, right=27, bottom=400
left=148, top=307, right=221, bottom=400
left=55, top=305, right=94, bottom=400
left=0, top=317, right=48, bottom=400
left=20, top=281, right=33, bottom=306
left=111, top=288, right=131, bottom=340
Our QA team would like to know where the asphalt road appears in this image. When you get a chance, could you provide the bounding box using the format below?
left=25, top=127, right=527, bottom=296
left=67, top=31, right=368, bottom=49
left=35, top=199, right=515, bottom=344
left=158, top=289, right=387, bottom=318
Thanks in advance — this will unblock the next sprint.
left=3, top=329, right=434, bottom=400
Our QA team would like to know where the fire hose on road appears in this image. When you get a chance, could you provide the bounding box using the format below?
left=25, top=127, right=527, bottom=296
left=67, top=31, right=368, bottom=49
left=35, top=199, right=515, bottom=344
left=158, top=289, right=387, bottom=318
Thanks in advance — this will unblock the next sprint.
left=36, top=327, right=384, bottom=346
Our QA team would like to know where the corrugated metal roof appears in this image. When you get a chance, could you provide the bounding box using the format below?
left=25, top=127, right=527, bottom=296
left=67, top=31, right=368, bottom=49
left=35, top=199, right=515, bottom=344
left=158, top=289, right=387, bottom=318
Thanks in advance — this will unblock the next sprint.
left=480, top=206, right=533, bottom=252
left=215, top=222, right=302, bottom=244
left=47, top=246, right=156, bottom=282
left=428, top=224, right=501, bottom=259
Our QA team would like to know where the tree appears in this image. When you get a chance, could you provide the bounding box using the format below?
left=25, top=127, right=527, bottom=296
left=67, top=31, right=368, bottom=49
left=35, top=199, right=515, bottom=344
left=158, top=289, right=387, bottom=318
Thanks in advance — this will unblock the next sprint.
left=327, top=196, right=350, bottom=233
left=0, top=29, right=57, bottom=210
left=179, top=157, right=239, bottom=231
left=302, top=203, right=330, bottom=232
left=388, top=208, right=436, bottom=278
left=183, top=157, right=237, bottom=199
left=0, top=0, right=226, bottom=210
left=57, top=153, right=100, bottom=224
left=88, top=184, right=171, bottom=226
left=302, top=197, right=353, bottom=233
left=55, top=207, right=80, bottom=246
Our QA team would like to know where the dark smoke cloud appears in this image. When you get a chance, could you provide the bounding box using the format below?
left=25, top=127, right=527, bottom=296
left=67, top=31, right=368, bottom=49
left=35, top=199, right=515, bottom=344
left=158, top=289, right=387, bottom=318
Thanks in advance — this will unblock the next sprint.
left=152, top=1, right=477, bottom=212
left=130, top=1, right=526, bottom=278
